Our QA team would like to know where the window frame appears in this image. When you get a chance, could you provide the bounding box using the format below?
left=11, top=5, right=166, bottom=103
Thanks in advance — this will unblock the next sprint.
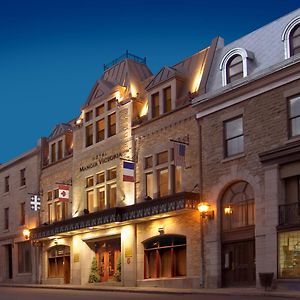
left=223, top=115, right=244, bottom=158
left=288, top=95, right=300, bottom=138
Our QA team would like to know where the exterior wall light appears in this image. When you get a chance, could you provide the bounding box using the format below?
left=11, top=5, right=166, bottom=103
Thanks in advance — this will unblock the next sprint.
left=198, top=202, right=214, bottom=219
left=158, top=226, right=164, bottom=235
left=224, top=206, right=233, bottom=215
left=23, top=228, right=30, bottom=240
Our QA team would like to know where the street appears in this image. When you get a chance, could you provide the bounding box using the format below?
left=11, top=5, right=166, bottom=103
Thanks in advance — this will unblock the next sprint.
left=0, top=287, right=294, bottom=300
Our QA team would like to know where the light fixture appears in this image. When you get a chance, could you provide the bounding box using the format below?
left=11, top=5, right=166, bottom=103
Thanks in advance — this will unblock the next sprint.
left=224, top=206, right=233, bottom=215
left=23, top=228, right=30, bottom=240
left=158, top=226, right=164, bottom=235
left=198, top=202, right=214, bottom=219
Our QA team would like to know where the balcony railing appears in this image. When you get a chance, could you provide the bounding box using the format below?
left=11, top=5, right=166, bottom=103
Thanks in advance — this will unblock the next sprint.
left=279, top=202, right=300, bottom=226
left=30, top=192, right=199, bottom=240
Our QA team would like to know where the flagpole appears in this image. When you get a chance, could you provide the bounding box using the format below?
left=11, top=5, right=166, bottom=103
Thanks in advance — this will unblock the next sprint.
left=169, top=139, right=189, bottom=146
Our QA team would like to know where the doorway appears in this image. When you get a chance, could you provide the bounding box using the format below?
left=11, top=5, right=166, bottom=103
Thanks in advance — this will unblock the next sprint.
left=4, top=244, right=13, bottom=279
left=222, top=240, right=255, bottom=287
left=96, top=238, right=121, bottom=282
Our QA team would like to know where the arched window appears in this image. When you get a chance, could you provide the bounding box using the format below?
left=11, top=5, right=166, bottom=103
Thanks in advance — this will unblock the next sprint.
left=222, top=181, right=255, bottom=231
left=226, top=55, right=243, bottom=84
left=143, top=234, right=186, bottom=279
left=282, top=16, right=300, bottom=59
left=219, top=48, right=253, bottom=86
left=290, top=25, right=300, bottom=56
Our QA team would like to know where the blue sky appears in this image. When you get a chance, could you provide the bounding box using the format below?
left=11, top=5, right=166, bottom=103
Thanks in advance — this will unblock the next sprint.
left=0, top=0, right=299, bottom=163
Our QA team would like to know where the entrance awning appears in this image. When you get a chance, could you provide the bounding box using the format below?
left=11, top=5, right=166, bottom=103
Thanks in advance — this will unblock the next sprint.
left=30, top=192, right=199, bottom=240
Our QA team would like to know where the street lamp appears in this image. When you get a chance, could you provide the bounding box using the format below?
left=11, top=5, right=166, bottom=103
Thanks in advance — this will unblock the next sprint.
left=23, top=228, right=30, bottom=240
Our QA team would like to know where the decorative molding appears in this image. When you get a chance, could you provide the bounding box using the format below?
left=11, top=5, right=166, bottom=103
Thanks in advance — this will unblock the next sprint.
left=282, top=16, right=300, bottom=59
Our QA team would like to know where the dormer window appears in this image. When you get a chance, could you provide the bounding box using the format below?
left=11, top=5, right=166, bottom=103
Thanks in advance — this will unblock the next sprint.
left=282, top=16, right=300, bottom=59
left=220, top=48, right=253, bottom=86
left=226, top=55, right=243, bottom=84
left=151, top=92, right=159, bottom=118
left=163, top=87, right=172, bottom=113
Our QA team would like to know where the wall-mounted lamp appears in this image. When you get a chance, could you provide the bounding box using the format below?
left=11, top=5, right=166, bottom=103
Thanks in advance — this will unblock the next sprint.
left=158, top=226, right=164, bottom=235
left=198, top=202, right=214, bottom=220
left=23, top=228, right=30, bottom=240
left=224, top=206, right=233, bottom=215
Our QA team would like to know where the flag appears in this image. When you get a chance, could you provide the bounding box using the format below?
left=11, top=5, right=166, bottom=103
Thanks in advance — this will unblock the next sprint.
left=174, top=143, right=186, bottom=167
left=123, top=161, right=134, bottom=182
left=30, top=195, right=41, bottom=211
left=59, top=185, right=70, bottom=202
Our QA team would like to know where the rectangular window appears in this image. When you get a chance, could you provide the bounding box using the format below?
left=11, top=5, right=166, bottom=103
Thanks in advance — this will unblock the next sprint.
left=54, top=202, right=68, bottom=221
left=146, top=172, right=154, bottom=199
left=107, top=183, right=117, bottom=208
left=54, top=189, right=59, bottom=199
left=57, top=140, right=63, bottom=160
left=18, top=242, right=32, bottom=273
left=97, top=187, right=105, bottom=210
left=108, top=98, right=117, bottom=110
left=96, top=104, right=105, bottom=116
left=163, top=87, right=172, bottom=113
left=20, top=202, right=25, bottom=226
left=151, top=92, right=160, bottom=118
left=4, top=176, right=9, bottom=193
left=86, top=176, right=94, bottom=188
left=87, top=190, right=94, bottom=213
left=86, top=124, right=93, bottom=147
left=48, top=203, right=53, bottom=224
left=51, top=143, right=56, bottom=163
left=85, top=110, right=93, bottom=122
left=107, top=168, right=117, bottom=181
left=158, top=168, right=169, bottom=197
left=96, top=172, right=105, bottom=184
left=47, top=191, right=53, bottom=201
left=108, top=113, right=116, bottom=137
left=278, top=230, right=300, bottom=279
left=4, top=207, right=9, bottom=230
left=144, top=156, right=153, bottom=169
left=175, top=166, right=182, bottom=193
left=20, top=168, right=26, bottom=186
left=96, top=119, right=105, bottom=142
left=288, top=95, right=300, bottom=137
left=157, top=151, right=168, bottom=165
left=224, top=116, right=244, bottom=157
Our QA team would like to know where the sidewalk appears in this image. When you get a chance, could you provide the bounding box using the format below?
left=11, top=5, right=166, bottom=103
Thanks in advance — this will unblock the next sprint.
left=0, top=283, right=300, bottom=298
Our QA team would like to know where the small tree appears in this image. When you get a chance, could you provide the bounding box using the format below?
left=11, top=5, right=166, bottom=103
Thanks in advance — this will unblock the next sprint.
left=88, top=257, right=100, bottom=283
left=113, top=255, right=121, bottom=282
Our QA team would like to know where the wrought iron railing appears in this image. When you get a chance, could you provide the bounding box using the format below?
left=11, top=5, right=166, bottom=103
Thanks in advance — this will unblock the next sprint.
left=31, top=192, right=199, bottom=240
left=103, top=50, right=146, bottom=70
left=279, top=202, right=300, bottom=226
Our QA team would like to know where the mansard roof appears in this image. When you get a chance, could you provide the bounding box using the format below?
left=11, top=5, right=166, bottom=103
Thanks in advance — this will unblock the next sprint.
left=84, top=58, right=152, bottom=107
left=48, top=123, right=73, bottom=140
left=146, top=47, right=210, bottom=91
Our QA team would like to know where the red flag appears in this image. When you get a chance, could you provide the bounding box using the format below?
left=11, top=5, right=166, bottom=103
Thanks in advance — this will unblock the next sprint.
left=59, top=185, right=70, bottom=202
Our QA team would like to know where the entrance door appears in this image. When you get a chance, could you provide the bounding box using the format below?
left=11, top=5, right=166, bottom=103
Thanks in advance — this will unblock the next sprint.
left=222, top=240, right=255, bottom=287
left=64, top=256, right=70, bottom=284
left=4, top=244, right=13, bottom=279
left=96, top=238, right=121, bottom=282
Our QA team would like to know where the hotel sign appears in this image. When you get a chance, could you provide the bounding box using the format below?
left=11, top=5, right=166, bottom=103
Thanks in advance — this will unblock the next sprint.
left=79, top=149, right=130, bottom=172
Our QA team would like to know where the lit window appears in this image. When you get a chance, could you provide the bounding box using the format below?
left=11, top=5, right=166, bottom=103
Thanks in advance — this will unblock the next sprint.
left=86, top=176, right=94, bottom=188
left=48, top=203, right=53, bottom=224
left=54, top=189, right=59, bottom=199
left=157, top=151, right=168, bottom=165
left=288, top=95, right=300, bottom=137
left=151, top=92, right=160, bottom=118
left=108, top=98, right=117, bottom=110
left=158, top=168, right=169, bottom=197
left=146, top=172, right=154, bottom=199
left=96, top=104, right=105, bottom=116
left=163, top=87, right=172, bottom=113
left=96, top=172, right=105, bottom=184
left=107, top=183, right=117, bottom=208
left=224, top=116, right=244, bottom=157
left=85, top=110, right=93, bottom=122
left=96, top=119, right=105, bottom=142
left=85, top=124, right=93, bottom=147
left=108, top=113, right=116, bottom=137
left=175, top=166, right=182, bottom=193
left=55, top=202, right=68, bottom=221
left=87, top=190, right=94, bottom=213
left=97, top=187, right=106, bottom=210
left=143, top=234, right=186, bottom=279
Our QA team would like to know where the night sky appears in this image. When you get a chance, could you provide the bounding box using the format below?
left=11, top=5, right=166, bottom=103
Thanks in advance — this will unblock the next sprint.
left=0, top=0, right=299, bottom=163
